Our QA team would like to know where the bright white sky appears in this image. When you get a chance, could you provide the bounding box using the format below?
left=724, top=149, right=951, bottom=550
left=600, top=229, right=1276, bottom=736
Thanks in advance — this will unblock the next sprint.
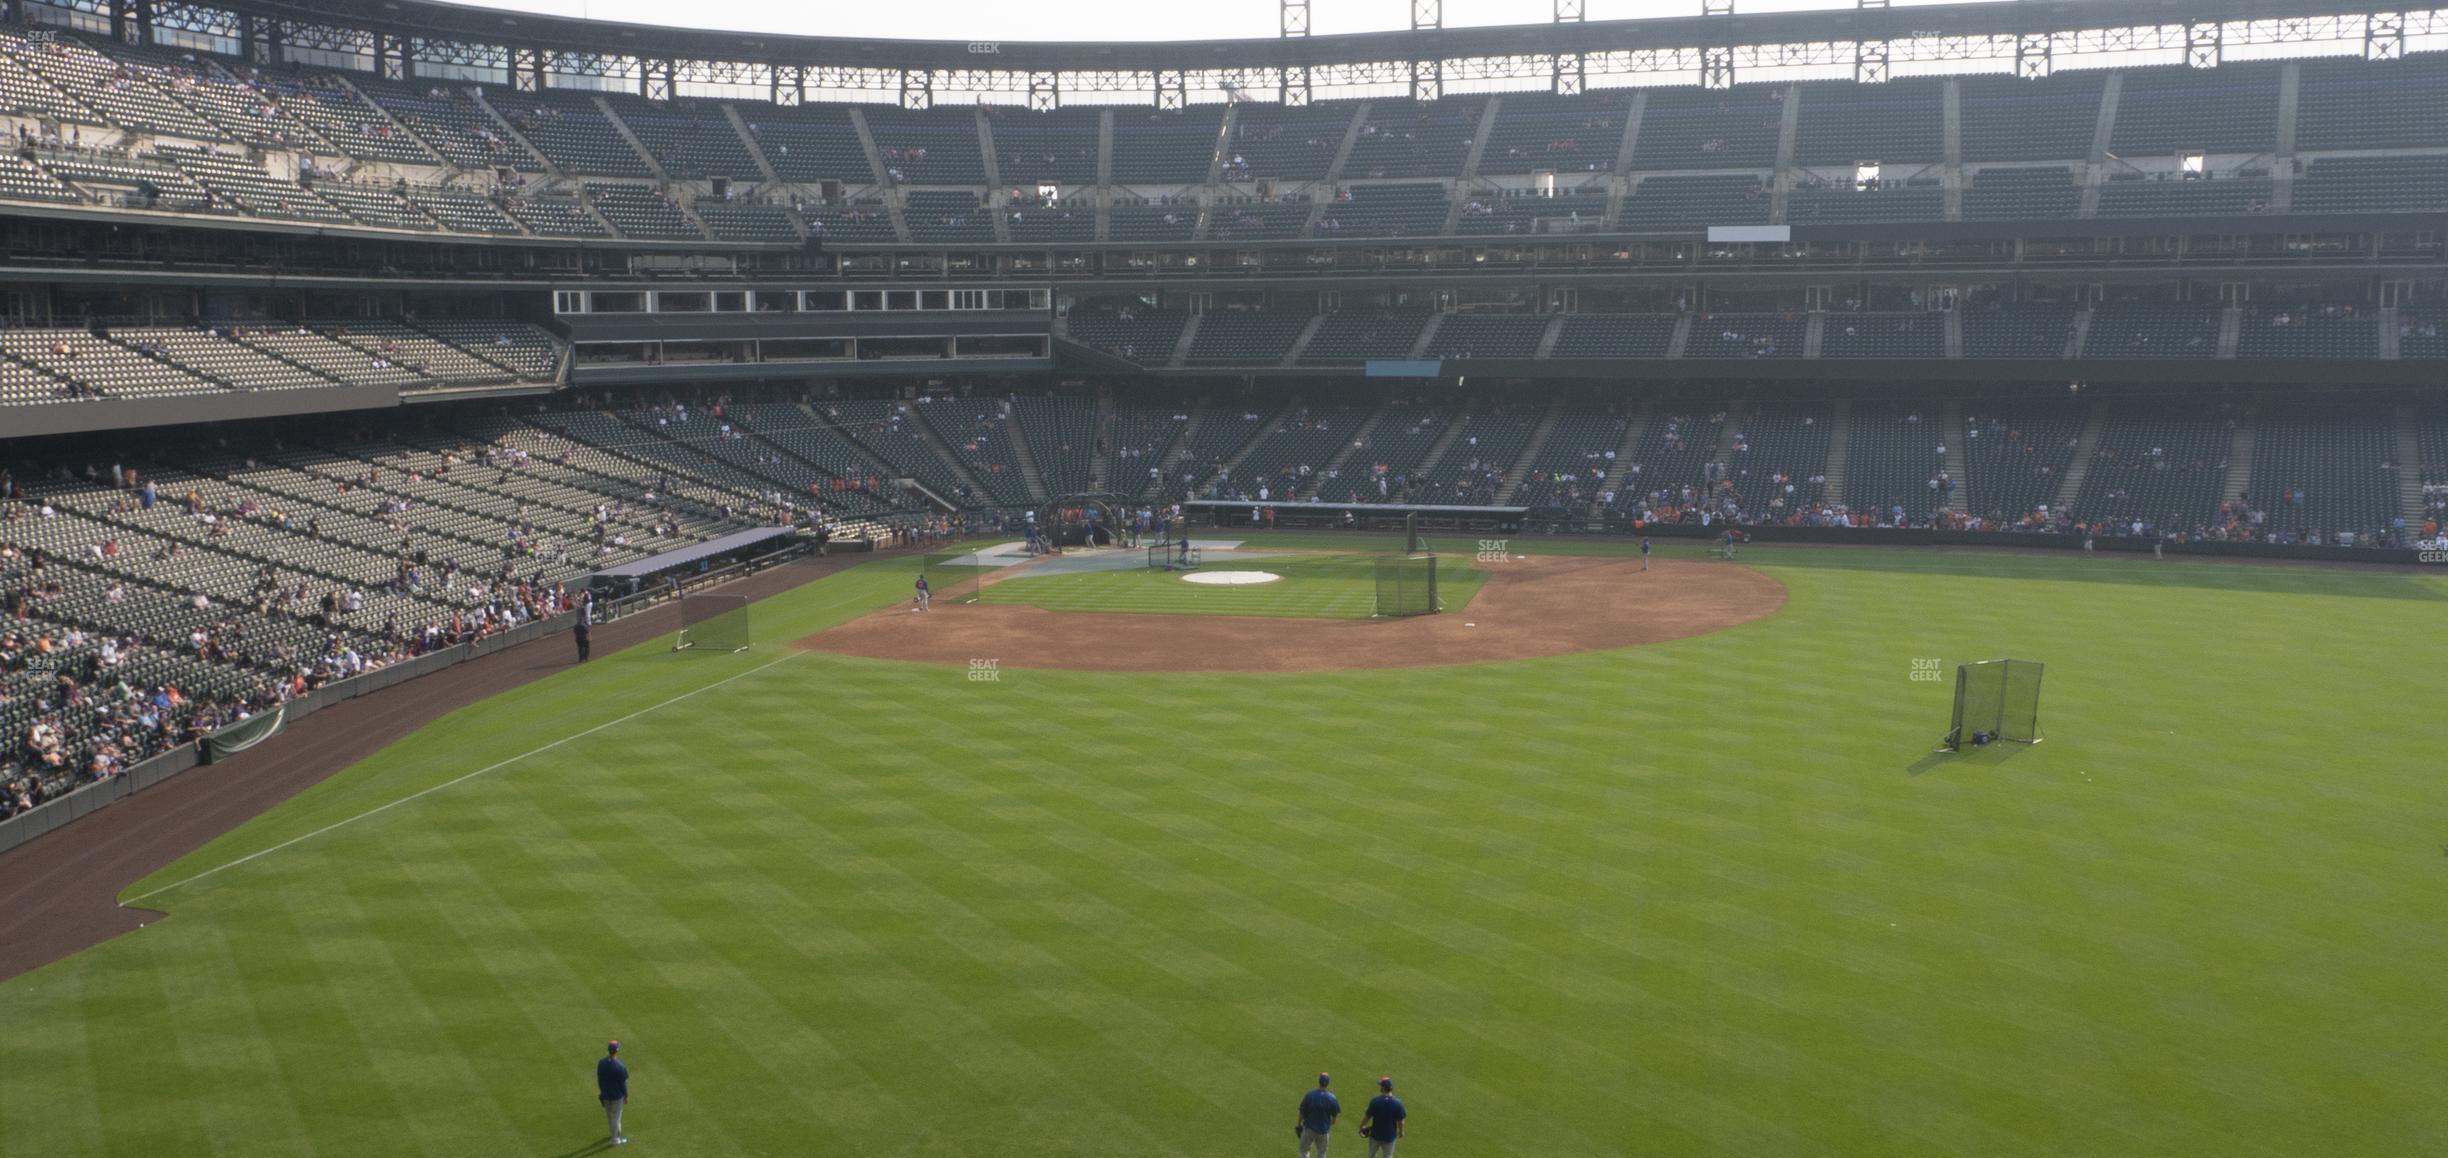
left=450, top=0, right=1977, bottom=45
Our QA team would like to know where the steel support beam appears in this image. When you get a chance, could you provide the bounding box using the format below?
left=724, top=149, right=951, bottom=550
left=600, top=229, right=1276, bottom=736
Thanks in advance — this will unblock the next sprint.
left=1553, top=51, right=1586, bottom=95
left=2365, top=10, right=2406, bottom=58
left=1281, top=0, right=1309, bottom=38
left=513, top=46, right=545, bottom=92
left=1702, top=43, right=1734, bottom=88
left=1855, top=38, right=1890, bottom=83
left=2187, top=21, right=2224, bottom=67
left=2016, top=32, right=2053, bottom=78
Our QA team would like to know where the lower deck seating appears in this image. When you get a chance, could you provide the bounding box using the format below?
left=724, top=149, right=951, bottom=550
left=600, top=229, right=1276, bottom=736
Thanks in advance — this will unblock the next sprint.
left=2246, top=406, right=2402, bottom=544
left=1961, top=401, right=2086, bottom=522
left=917, top=400, right=1033, bottom=506
left=1011, top=396, right=1098, bottom=495
left=1611, top=410, right=1725, bottom=515
left=824, top=399, right=983, bottom=505
left=1721, top=403, right=1831, bottom=518
left=2071, top=402, right=2233, bottom=533
left=1514, top=404, right=1631, bottom=510
left=1108, top=401, right=1191, bottom=497
left=1422, top=405, right=1536, bottom=505
left=1209, top=406, right=1369, bottom=501
left=1843, top=401, right=1954, bottom=524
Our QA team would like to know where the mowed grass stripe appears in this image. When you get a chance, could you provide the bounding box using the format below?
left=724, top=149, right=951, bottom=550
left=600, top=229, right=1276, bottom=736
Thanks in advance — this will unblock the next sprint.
left=5, top=547, right=2446, bottom=1156
left=572, top=737, right=1006, bottom=1155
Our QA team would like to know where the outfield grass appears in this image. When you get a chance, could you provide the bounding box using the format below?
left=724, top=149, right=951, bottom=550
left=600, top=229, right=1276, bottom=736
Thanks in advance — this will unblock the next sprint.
left=4, top=541, right=2445, bottom=1156
left=978, top=551, right=1488, bottom=619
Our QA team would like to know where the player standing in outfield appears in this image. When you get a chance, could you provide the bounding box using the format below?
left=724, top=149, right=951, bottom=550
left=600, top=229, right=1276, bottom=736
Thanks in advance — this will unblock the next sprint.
left=1639, top=536, right=1652, bottom=571
left=1296, top=1072, right=1340, bottom=1157
left=572, top=590, right=593, bottom=662
left=914, top=572, right=931, bottom=612
left=1359, top=1077, right=1404, bottom=1157
left=596, top=1040, right=629, bottom=1146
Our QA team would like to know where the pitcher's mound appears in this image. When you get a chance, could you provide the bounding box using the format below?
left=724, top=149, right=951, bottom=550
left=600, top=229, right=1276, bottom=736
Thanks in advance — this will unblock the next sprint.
left=797, top=555, right=1784, bottom=673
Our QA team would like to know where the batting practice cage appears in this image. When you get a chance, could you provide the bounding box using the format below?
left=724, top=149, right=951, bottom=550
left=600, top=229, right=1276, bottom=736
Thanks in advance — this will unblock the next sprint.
left=917, top=551, right=983, bottom=604
left=674, top=594, right=751, bottom=652
left=1374, top=554, right=1441, bottom=618
left=1943, top=659, right=2045, bottom=750
left=1148, top=541, right=1202, bottom=571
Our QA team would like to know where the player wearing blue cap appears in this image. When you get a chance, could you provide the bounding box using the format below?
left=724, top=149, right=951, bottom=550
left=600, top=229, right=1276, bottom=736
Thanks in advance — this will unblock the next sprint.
left=596, top=1040, right=629, bottom=1146
left=1359, top=1076, right=1405, bottom=1157
left=1296, top=1072, right=1340, bottom=1156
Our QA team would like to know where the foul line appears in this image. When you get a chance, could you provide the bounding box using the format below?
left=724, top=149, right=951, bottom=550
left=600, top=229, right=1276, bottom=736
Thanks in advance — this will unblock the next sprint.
left=123, top=652, right=802, bottom=906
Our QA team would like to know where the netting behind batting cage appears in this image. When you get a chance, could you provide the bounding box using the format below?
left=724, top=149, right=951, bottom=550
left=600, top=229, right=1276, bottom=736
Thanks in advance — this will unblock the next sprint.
left=1148, top=542, right=1201, bottom=570
left=1374, top=554, right=1440, bottom=618
left=675, top=594, right=751, bottom=652
left=1945, top=659, right=2045, bottom=749
left=917, top=551, right=983, bottom=604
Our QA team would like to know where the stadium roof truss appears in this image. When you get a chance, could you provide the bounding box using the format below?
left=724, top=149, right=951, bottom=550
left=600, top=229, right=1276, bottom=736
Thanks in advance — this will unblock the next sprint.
left=24, top=0, right=2448, bottom=106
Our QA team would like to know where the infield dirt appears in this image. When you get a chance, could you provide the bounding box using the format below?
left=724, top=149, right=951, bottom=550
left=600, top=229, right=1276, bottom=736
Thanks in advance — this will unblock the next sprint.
left=796, top=554, right=1785, bottom=672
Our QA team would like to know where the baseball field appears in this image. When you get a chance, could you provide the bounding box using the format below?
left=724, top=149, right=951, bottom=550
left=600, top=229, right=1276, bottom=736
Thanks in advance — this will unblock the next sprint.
left=3, top=535, right=2443, bottom=1156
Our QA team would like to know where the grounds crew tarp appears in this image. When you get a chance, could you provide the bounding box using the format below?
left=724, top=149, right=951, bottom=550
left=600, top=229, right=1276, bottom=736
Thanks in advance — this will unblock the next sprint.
left=203, top=704, right=286, bottom=763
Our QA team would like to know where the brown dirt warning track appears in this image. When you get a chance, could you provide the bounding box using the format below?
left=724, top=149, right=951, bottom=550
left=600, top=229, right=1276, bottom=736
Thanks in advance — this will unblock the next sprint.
left=796, top=554, right=1786, bottom=672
